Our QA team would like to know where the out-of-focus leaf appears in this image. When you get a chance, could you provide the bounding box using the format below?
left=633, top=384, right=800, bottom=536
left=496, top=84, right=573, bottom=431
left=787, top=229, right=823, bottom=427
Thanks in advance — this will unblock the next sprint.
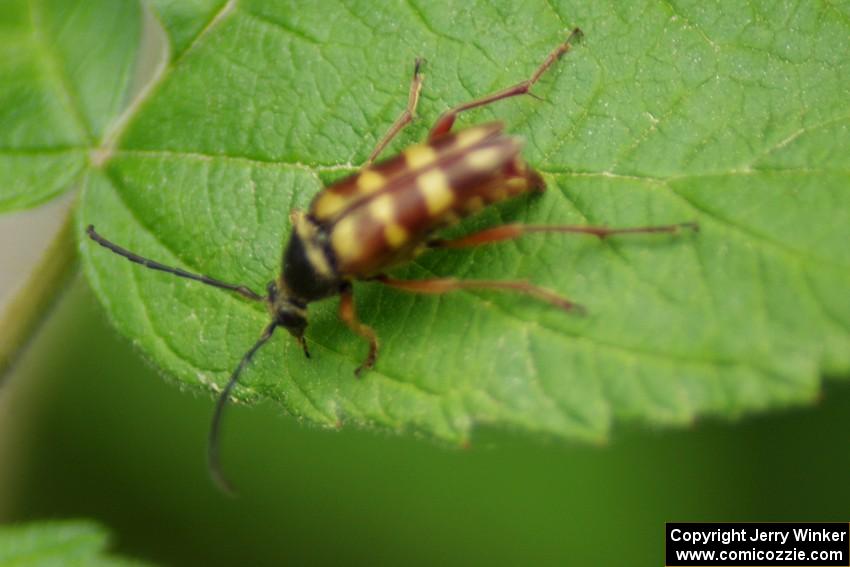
left=0, top=520, right=152, bottom=566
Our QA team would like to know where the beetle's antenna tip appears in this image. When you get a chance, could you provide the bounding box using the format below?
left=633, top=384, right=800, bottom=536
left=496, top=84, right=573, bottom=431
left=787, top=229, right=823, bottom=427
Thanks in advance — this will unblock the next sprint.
left=209, top=458, right=239, bottom=497
left=207, top=322, right=277, bottom=497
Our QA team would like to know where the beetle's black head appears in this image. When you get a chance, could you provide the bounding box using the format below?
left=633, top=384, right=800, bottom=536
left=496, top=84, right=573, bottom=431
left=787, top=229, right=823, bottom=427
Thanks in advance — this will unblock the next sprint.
left=266, top=280, right=308, bottom=338
left=276, top=301, right=308, bottom=338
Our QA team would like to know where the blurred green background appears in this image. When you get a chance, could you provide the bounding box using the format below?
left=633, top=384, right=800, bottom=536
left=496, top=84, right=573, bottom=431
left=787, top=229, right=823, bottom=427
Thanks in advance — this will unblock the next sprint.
left=2, top=1, right=848, bottom=564
left=1, top=276, right=848, bottom=566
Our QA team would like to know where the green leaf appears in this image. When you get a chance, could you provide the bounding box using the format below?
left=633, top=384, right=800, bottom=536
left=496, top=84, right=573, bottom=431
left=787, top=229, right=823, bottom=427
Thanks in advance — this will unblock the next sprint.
left=0, top=0, right=141, bottom=211
left=15, top=0, right=848, bottom=443
left=0, top=520, right=152, bottom=566
left=148, top=0, right=230, bottom=60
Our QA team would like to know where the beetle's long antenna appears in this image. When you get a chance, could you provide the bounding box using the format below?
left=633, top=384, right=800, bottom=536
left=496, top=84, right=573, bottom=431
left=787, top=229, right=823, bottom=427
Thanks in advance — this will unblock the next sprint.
left=86, top=225, right=264, bottom=301
left=208, top=321, right=278, bottom=495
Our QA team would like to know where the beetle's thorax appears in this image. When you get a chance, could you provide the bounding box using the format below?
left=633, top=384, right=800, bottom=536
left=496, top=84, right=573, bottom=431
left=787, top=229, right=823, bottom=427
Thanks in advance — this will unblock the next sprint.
left=280, top=211, right=341, bottom=302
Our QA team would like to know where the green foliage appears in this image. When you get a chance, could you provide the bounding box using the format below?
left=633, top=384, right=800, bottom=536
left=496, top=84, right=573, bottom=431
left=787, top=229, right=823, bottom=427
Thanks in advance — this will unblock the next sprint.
left=2, top=0, right=849, bottom=442
left=0, top=0, right=140, bottom=210
left=148, top=0, right=228, bottom=59
left=0, top=520, right=151, bottom=566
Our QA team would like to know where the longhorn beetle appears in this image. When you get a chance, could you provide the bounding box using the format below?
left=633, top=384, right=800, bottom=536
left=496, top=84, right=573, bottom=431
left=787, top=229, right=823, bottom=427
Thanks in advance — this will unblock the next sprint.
left=87, top=28, right=697, bottom=493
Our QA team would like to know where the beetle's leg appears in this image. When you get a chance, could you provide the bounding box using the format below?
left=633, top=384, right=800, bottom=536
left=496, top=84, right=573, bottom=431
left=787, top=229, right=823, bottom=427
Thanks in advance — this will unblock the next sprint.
left=338, top=283, right=379, bottom=377
left=430, top=28, right=583, bottom=139
left=367, top=58, right=425, bottom=164
left=371, top=275, right=584, bottom=314
left=427, top=222, right=699, bottom=249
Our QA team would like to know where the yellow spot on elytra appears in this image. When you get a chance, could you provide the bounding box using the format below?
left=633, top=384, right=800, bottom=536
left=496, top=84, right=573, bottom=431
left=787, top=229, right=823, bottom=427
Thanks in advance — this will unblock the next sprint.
left=417, top=169, right=453, bottom=214
left=466, top=147, right=504, bottom=171
left=314, top=192, right=348, bottom=219
left=370, top=195, right=407, bottom=247
left=384, top=223, right=408, bottom=247
left=331, top=217, right=362, bottom=261
left=456, top=126, right=489, bottom=149
left=405, top=144, right=437, bottom=169
left=506, top=178, right=528, bottom=193
left=369, top=194, right=395, bottom=223
left=358, top=170, right=385, bottom=194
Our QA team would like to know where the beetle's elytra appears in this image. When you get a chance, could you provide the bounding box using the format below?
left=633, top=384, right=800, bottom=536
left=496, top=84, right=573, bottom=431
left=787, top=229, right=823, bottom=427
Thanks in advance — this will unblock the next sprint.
left=87, top=28, right=697, bottom=493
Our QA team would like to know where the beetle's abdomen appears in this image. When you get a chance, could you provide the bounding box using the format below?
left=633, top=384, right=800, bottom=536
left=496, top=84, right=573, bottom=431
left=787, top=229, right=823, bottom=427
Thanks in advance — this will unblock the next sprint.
left=309, top=123, right=544, bottom=278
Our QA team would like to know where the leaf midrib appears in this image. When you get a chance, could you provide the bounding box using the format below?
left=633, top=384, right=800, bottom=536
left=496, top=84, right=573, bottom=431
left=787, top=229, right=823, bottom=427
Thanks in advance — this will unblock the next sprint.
left=28, top=0, right=95, bottom=145
left=109, top=145, right=850, bottom=273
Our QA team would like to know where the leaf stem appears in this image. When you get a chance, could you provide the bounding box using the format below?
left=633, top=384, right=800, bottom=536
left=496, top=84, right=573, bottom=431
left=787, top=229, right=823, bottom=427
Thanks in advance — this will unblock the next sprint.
left=0, top=210, right=78, bottom=380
